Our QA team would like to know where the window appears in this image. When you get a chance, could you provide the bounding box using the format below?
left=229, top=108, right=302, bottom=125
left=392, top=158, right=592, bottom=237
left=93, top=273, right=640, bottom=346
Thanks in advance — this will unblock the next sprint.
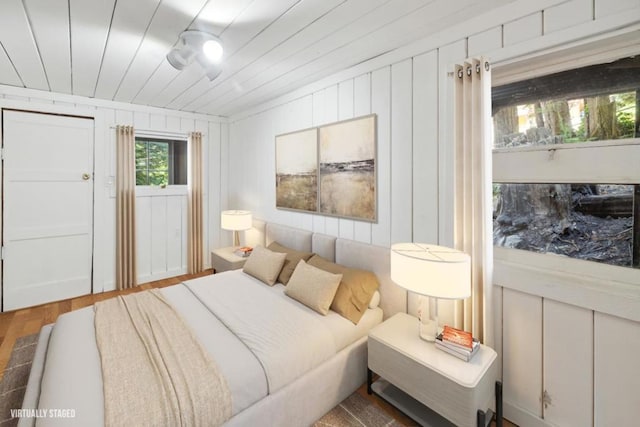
left=492, top=55, right=639, bottom=269
left=135, top=137, right=187, bottom=186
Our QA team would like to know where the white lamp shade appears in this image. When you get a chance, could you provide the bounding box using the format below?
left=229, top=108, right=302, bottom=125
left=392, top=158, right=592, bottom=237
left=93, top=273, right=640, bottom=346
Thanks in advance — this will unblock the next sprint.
left=390, top=243, right=471, bottom=299
left=220, top=210, right=252, bottom=231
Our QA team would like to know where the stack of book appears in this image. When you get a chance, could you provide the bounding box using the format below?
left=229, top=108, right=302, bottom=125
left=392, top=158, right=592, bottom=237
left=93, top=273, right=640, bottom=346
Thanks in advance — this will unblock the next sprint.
left=234, top=246, right=253, bottom=257
left=435, top=325, right=480, bottom=362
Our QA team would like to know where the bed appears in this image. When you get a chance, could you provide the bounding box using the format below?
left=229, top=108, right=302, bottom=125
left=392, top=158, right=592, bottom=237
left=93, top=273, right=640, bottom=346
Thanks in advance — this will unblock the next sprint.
left=19, top=222, right=406, bottom=426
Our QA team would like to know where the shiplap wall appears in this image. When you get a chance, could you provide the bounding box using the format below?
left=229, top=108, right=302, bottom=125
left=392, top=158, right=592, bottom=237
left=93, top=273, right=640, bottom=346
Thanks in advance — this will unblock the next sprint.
left=228, top=57, right=439, bottom=249
left=228, top=1, right=640, bottom=425
left=0, top=86, right=228, bottom=291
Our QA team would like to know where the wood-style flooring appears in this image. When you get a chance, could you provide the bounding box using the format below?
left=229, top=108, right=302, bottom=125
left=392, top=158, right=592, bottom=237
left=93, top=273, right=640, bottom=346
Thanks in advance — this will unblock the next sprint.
left=0, top=271, right=515, bottom=426
left=0, top=269, right=214, bottom=381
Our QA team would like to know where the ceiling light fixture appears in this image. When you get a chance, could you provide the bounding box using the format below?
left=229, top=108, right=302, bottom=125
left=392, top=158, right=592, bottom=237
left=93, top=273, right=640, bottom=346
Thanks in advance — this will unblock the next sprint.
left=166, top=30, right=223, bottom=81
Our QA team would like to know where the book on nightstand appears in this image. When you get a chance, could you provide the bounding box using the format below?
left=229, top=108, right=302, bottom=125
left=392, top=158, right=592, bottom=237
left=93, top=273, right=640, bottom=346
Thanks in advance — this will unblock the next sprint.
left=234, top=246, right=253, bottom=257
left=435, top=325, right=480, bottom=362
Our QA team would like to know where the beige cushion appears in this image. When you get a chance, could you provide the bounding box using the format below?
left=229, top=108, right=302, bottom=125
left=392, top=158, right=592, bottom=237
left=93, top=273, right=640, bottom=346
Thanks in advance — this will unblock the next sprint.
left=242, top=245, right=287, bottom=286
left=369, top=290, right=381, bottom=309
left=285, top=260, right=342, bottom=315
left=267, top=241, right=313, bottom=285
left=307, top=254, right=380, bottom=324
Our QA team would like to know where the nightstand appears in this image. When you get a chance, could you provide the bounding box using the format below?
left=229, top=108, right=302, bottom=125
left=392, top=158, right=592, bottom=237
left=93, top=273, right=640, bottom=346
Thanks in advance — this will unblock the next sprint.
left=210, top=247, right=248, bottom=273
left=368, top=312, right=502, bottom=427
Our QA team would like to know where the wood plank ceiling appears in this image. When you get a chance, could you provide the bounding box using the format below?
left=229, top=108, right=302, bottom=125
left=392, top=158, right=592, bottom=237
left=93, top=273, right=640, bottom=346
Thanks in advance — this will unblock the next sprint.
left=0, top=0, right=512, bottom=117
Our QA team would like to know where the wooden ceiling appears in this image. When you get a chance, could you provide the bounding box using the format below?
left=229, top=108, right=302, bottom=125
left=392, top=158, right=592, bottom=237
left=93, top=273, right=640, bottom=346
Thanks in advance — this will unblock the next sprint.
left=0, top=0, right=512, bottom=117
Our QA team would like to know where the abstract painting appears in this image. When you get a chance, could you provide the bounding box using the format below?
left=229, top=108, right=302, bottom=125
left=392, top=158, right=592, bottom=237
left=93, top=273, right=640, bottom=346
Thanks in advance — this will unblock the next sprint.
left=275, top=127, right=318, bottom=212
left=318, top=114, right=376, bottom=221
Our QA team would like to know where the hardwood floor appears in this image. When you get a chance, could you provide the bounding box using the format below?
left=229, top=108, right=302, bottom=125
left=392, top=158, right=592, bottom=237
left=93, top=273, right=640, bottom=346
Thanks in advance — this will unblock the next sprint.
left=0, top=270, right=516, bottom=426
left=0, top=269, right=214, bottom=382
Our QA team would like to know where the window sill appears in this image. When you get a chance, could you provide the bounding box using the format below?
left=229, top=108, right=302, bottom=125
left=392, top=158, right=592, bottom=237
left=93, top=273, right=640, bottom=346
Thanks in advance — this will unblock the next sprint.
left=135, top=185, right=188, bottom=197
left=494, top=246, right=640, bottom=322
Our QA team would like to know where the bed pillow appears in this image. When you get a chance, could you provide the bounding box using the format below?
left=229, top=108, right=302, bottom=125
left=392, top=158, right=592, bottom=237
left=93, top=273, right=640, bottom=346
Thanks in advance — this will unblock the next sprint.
left=285, top=260, right=342, bottom=315
left=267, top=241, right=313, bottom=285
left=242, top=245, right=287, bottom=286
left=369, top=290, right=381, bottom=309
left=307, top=254, right=380, bottom=324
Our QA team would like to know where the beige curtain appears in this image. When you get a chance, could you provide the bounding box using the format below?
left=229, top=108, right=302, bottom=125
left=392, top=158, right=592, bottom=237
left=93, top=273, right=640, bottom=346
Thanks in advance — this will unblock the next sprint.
left=452, top=58, right=493, bottom=346
left=116, top=125, right=137, bottom=290
left=188, top=132, right=204, bottom=274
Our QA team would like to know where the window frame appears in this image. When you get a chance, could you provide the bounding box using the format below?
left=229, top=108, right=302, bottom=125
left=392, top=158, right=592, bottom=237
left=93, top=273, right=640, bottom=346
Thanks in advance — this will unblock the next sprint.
left=492, top=52, right=640, bottom=321
left=134, top=135, right=188, bottom=189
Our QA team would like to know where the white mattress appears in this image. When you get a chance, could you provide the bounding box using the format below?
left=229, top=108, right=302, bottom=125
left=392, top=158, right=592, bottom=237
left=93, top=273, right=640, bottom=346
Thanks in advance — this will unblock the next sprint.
left=28, top=270, right=382, bottom=426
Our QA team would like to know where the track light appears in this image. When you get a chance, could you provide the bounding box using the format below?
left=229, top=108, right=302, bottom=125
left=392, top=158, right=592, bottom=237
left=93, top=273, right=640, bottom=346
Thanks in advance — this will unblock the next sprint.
left=166, top=30, right=223, bottom=81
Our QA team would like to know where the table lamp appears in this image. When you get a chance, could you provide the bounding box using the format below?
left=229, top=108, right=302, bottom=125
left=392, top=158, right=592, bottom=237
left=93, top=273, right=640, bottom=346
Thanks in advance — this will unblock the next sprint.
left=221, top=210, right=252, bottom=247
left=390, top=243, right=471, bottom=342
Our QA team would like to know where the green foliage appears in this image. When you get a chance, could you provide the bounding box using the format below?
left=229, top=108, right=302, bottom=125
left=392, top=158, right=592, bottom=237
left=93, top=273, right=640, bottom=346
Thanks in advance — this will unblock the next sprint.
left=614, top=92, right=636, bottom=138
left=135, top=139, right=169, bottom=186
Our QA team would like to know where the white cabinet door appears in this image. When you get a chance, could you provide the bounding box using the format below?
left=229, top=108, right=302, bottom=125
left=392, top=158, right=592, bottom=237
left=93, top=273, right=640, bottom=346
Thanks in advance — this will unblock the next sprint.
left=503, top=288, right=543, bottom=418
left=594, top=312, right=640, bottom=425
left=2, top=110, right=94, bottom=310
left=543, top=299, right=593, bottom=427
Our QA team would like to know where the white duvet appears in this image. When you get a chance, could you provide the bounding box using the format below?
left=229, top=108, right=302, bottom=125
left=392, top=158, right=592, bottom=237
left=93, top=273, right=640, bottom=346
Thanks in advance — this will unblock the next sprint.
left=29, top=270, right=382, bottom=426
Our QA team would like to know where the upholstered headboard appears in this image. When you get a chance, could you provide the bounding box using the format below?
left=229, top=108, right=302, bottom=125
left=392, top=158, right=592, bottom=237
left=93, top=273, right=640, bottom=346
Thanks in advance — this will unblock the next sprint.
left=257, top=221, right=406, bottom=319
left=265, top=223, right=312, bottom=252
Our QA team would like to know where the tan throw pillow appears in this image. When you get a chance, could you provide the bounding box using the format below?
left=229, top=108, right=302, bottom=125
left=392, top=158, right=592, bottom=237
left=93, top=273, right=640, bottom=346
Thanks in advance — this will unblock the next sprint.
left=285, top=260, right=342, bottom=315
left=242, top=245, right=287, bottom=286
left=267, top=241, right=313, bottom=285
left=307, top=254, right=380, bottom=324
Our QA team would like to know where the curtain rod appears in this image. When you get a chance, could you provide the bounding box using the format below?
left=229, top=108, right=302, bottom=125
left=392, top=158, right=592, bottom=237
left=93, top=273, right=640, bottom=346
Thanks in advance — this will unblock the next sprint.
left=108, top=126, right=205, bottom=138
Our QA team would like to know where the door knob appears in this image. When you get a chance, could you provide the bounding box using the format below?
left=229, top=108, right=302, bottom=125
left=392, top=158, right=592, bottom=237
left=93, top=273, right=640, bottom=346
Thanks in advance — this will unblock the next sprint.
left=82, top=173, right=91, bottom=181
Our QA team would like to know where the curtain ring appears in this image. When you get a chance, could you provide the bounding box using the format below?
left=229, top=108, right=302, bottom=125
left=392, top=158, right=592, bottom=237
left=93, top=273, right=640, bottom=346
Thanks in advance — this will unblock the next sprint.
left=485, top=61, right=490, bottom=71
left=457, top=69, right=463, bottom=78
left=466, top=66, right=472, bottom=76
left=475, top=63, right=481, bottom=74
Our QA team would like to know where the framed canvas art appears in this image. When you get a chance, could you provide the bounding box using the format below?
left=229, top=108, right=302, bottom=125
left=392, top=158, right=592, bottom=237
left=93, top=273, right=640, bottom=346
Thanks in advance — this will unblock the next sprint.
left=318, top=114, right=376, bottom=222
left=275, top=127, right=318, bottom=213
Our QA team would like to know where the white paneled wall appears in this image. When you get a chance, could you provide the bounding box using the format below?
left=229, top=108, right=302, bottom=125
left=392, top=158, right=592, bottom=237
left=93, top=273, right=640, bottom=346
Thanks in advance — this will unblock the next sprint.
left=228, top=0, right=640, bottom=425
left=229, top=56, right=439, bottom=252
left=0, top=87, right=227, bottom=293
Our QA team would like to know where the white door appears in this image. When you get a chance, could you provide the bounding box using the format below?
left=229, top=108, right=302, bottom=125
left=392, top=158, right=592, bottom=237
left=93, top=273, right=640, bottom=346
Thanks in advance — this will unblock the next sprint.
left=2, top=110, right=94, bottom=311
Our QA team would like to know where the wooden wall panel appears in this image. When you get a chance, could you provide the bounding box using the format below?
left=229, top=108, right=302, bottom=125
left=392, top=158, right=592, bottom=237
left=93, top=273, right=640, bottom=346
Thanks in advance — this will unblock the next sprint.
left=354, top=73, right=373, bottom=244
left=503, top=288, right=543, bottom=418
left=594, top=312, right=640, bottom=425
left=390, top=59, right=413, bottom=244
left=338, top=79, right=355, bottom=240
left=370, top=66, right=391, bottom=247
left=468, top=26, right=502, bottom=57
left=543, top=300, right=593, bottom=426
left=166, top=195, right=183, bottom=274
left=503, top=12, right=542, bottom=46
left=150, top=196, right=168, bottom=275
left=595, top=0, right=639, bottom=18
left=436, top=38, right=466, bottom=253
left=544, top=0, right=593, bottom=34
left=411, top=50, right=439, bottom=245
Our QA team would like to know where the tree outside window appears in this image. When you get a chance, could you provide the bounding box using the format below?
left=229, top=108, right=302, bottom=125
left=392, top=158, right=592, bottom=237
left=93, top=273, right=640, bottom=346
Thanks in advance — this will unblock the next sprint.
left=135, top=137, right=187, bottom=186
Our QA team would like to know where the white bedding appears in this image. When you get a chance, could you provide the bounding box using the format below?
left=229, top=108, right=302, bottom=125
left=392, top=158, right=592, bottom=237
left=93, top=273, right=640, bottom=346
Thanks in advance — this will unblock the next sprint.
left=29, top=270, right=382, bottom=426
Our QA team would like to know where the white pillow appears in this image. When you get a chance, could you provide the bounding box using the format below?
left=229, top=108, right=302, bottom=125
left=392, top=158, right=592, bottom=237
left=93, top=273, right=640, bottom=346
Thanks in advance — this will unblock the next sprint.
left=368, top=290, right=381, bottom=309
left=285, top=260, right=342, bottom=315
left=242, top=245, right=287, bottom=286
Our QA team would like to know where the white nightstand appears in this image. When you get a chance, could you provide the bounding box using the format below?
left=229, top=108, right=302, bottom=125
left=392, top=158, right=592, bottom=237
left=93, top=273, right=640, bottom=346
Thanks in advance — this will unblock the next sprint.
left=368, top=312, right=502, bottom=427
left=210, top=247, right=248, bottom=273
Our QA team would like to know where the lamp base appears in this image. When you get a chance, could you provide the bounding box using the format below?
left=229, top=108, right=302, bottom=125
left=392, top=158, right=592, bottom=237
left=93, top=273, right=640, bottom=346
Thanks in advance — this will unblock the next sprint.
left=417, top=295, right=440, bottom=342
left=233, top=230, right=240, bottom=247
left=418, top=319, right=438, bottom=342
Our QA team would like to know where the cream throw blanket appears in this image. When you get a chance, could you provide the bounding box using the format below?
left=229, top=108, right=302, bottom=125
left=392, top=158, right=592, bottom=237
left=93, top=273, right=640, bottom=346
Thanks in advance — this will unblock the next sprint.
left=94, top=290, right=231, bottom=427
